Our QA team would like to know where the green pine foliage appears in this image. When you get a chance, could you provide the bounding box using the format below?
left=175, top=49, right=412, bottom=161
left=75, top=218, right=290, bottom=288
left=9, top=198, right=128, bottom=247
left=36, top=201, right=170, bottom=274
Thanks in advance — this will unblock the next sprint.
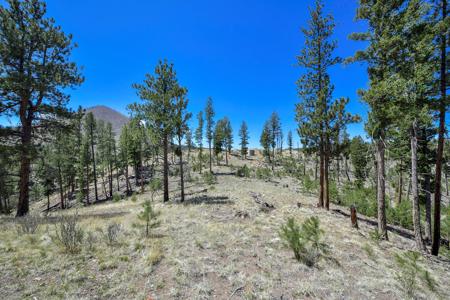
left=239, top=121, right=250, bottom=158
left=138, top=200, right=160, bottom=238
left=394, top=251, right=438, bottom=298
left=279, top=216, right=331, bottom=267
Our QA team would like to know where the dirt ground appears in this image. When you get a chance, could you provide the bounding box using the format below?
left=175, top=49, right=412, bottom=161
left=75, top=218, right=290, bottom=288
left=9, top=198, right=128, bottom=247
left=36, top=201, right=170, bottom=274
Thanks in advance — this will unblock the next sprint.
left=0, top=154, right=449, bottom=300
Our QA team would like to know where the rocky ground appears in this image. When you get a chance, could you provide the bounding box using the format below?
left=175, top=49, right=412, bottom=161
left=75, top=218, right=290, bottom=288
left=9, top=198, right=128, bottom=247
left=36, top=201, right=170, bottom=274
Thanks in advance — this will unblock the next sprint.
left=0, top=155, right=449, bottom=300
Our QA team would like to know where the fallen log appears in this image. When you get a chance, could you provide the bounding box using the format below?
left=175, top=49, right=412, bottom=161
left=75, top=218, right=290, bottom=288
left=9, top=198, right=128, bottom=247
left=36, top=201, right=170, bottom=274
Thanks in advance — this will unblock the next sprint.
left=249, top=192, right=275, bottom=212
left=332, top=208, right=449, bottom=246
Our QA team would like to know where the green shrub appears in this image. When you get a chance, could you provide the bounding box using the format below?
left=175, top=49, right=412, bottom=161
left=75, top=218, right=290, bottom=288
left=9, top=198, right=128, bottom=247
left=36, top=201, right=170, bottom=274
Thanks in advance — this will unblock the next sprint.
left=387, top=200, right=413, bottom=230
left=131, top=193, right=137, bottom=202
left=369, top=229, right=383, bottom=244
left=112, top=193, right=121, bottom=202
left=138, top=200, right=160, bottom=237
left=341, top=183, right=377, bottom=218
left=148, top=178, right=162, bottom=194
left=301, top=174, right=319, bottom=194
left=53, top=213, right=84, bottom=254
left=328, top=180, right=339, bottom=204
left=279, top=216, right=331, bottom=267
left=202, top=171, right=217, bottom=185
left=281, top=157, right=304, bottom=178
left=255, top=167, right=272, bottom=180
left=394, top=251, right=437, bottom=298
left=236, top=165, right=251, bottom=178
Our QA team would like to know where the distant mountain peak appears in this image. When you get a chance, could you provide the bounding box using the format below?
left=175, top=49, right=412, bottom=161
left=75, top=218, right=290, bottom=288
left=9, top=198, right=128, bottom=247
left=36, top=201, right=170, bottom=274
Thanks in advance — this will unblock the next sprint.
left=85, top=105, right=129, bottom=135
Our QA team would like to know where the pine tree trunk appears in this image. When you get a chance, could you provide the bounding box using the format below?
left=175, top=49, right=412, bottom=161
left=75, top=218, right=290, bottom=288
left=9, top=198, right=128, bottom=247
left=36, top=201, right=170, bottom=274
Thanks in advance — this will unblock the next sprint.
left=16, top=119, right=32, bottom=217
left=319, top=146, right=324, bottom=208
left=225, top=150, right=228, bottom=166
left=336, top=157, right=341, bottom=186
left=179, top=137, right=185, bottom=202
left=91, top=127, right=98, bottom=202
left=324, top=152, right=330, bottom=210
left=397, top=160, right=403, bottom=205
left=114, top=143, right=120, bottom=191
left=376, top=134, right=388, bottom=240
left=411, top=122, right=426, bottom=251
left=163, top=134, right=170, bottom=202
left=125, top=166, right=130, bottom=195
left=407, top=176, right=412, bottom=201
left=134, top=164, right=139, bottom=187
left=109, top=163, right=113, bottom=198
left=199, top=147, right=203, bottom=174
left=432, top=0, right=446, bottom=256
left=425, top=173, right=432, bottom=243
left=209, top=141, right=212, bottom=173
left=344, top=156, right=350, bottom=182
left=57, top=161, right=65, bottom=210
left=86, top=165, right=90, bottom=205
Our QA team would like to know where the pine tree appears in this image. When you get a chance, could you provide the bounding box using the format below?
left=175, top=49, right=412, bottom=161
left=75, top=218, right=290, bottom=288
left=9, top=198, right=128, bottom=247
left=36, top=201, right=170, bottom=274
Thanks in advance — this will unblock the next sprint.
left=205, top=97, right=215, bottom=173
left=130, top=59, right=179, bottom=202
left=431, top=0, right=448, bottom=256
left=119, top=124, right=132, bottom=195
left=349, top=136, right=370, bottom=187
left=173, top=86, right=191, bottom=202
left=195, top=111, right=204, bottom=173
left=296, top=0, right=356, bottom=210
left=185, top=127, right=193, bottom=162
left=287, top=130, right=293, bottom=157
left=85, top=112, right=99, bottom=202
left=0, top=0, right=83, bottom=216
left=260, top=121, right=272, bottom=164
left=223, top=117, right=233, bottom=165
left=213, top=118, right=227, bottom=164
left=349, top=0, right=410, bottom=239
left=269, top=112, right=282, bottom=166
left=239, top=121, right=249, bottom=159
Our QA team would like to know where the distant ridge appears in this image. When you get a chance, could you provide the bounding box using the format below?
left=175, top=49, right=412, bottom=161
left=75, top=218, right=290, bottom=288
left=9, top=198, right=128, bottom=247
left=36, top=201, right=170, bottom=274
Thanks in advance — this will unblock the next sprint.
left=85, top=105, right=129, bottom=136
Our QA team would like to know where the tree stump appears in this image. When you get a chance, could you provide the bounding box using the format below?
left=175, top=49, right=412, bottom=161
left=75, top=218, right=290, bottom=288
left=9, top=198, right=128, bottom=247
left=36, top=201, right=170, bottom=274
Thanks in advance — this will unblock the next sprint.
left=350, top=205, right=358, bottom=229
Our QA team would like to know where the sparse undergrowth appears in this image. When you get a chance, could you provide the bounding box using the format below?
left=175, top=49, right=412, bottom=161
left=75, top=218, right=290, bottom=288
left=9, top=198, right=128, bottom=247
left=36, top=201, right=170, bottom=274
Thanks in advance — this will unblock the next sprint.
left=0, top=164, right=449, bottom=300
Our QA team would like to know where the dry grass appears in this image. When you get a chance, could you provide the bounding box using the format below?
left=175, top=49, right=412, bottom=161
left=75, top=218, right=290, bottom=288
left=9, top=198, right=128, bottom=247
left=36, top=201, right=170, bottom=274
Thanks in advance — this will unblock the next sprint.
left=0, top=155, right=449, bottom=299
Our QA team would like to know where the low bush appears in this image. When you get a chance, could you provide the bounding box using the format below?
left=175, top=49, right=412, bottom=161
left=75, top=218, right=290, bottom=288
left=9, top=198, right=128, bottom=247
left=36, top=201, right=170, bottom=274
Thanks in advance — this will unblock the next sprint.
left=85, top=231, right=97, bottom=251
left=394, top=251, right=437, bottom=298
left=112, top=193, right=121, bottom=202
left=255, top=167, right=272, bottom=180
left=387, top=200, right=413, bottom=230
left=236, top=164, right=251, bottom=178
left=341, top=183, right=377, bottom=218
left=301, top=174, right=319, bottom=194
left=131, top=193, right=137, bottom=202
left=16, top=214, right=41, bottom=235
left=53, top=213, right=84, bottom=254
left=138, top=200, right=160, bottom=237
left=104, top=222, right=121, bottom=246
left=202, top=171, right=217, bottom=185
left=279, top=216, right=331, bottom=267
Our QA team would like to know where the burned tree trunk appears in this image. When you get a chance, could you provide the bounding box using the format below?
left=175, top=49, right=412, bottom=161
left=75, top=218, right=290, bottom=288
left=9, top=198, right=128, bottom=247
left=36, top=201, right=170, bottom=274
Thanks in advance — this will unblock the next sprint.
left=350, top=205, right=358, bottom=229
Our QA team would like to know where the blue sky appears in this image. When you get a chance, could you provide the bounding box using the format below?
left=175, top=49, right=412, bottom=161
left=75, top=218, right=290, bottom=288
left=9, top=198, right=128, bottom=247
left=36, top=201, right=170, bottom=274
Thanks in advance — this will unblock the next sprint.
left=3, top=0, right=371, bottom=148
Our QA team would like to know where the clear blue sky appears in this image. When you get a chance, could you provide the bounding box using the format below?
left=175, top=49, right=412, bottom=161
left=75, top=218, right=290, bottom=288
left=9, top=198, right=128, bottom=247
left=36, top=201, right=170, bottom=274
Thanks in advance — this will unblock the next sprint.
left=4, top=0, right=371, bottom=148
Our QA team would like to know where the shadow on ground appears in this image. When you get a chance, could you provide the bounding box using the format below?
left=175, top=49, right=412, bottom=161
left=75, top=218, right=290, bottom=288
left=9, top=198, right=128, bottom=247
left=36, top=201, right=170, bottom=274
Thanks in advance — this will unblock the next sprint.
left=176, top=195, right=234, bottom=205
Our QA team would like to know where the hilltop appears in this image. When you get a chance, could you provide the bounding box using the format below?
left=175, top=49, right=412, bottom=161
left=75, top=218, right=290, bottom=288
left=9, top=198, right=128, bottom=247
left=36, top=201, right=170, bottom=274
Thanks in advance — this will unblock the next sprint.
left=85, top=105, right=129, bottom=135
